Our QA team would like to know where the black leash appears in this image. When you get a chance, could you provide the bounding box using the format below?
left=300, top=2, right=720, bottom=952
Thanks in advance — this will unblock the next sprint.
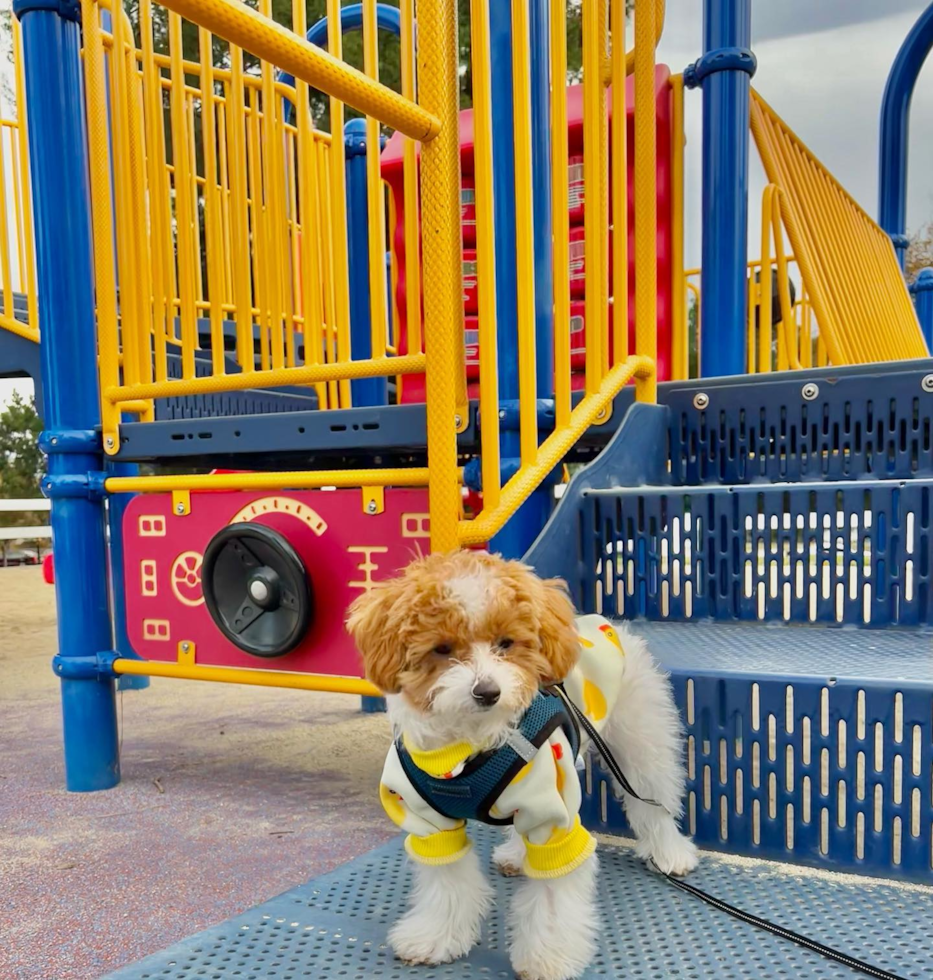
left=552, top=684, right=905, bottom=980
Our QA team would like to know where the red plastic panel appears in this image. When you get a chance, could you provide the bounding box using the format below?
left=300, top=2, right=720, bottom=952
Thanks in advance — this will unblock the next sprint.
left=122, top=488, right=430, bottom=674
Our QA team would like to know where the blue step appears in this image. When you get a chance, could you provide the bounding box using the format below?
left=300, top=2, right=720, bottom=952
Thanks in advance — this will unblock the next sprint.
left=103, top=824, right=930, bottom=979
left=583, top=621, right=933, bottom=882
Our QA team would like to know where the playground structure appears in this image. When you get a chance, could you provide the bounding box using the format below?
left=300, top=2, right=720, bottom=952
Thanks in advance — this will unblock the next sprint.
left=2, top=0, right=933, bottom=974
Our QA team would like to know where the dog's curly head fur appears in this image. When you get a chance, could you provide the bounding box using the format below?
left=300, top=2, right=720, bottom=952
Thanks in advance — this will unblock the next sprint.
left=346, top=551, right=579, bottom=725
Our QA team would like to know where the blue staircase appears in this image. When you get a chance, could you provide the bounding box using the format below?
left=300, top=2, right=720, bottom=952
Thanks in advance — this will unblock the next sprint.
left=527, top=362, right=933, bottom=883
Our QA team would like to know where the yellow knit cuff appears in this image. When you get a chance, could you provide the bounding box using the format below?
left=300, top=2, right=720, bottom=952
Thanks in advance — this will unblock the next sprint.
left=405, top=824, right=472, bottom=866
left=523, top=817, right=596, bottom=879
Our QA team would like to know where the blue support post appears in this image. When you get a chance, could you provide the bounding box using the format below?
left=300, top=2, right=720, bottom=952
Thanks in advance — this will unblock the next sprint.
left=909, top=268, right=933, bottom=351
left=489, top=0, right=553, bottom=559
left=690, top=0, right=755, bottom=378
left=344, top=118, right=387, bottom=407
left=878, top=3, right=933, bottom=267
left=15, top=0, right=120, bottom=789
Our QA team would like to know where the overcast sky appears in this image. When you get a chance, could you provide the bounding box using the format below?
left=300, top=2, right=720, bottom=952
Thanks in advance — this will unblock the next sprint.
left=2, top=0, right=931, bottom=408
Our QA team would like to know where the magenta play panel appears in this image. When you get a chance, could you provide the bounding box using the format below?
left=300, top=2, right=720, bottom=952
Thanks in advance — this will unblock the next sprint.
left=123, top=488, right=430, bottom=673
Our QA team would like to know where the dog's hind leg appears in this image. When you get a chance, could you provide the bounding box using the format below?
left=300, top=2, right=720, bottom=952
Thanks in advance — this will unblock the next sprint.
left=603, top=624, right=699, bottom=876
left=492, top=826, right=526, bottom=876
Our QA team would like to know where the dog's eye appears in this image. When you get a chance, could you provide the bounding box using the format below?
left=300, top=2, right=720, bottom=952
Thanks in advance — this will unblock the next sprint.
left=432, top=643, right=453, bottom=656
left=498, top=638, right=514, bottom=651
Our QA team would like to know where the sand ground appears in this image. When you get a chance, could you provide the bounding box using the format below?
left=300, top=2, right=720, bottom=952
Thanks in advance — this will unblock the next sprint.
left=0, top=566, right=394, bottom=980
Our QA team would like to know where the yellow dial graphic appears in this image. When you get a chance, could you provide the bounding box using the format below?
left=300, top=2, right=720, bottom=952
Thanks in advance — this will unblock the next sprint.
left=229, top=496, right=328, bottom=536
left=171, top=551, right=204, bottom=607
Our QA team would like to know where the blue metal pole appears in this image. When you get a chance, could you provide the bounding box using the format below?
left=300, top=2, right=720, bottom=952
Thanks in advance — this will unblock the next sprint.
left=15, top=0, right=120, bottom=790
left=489, top=0, right=552, bottom=559
left=878, top=3, right=933, bottom=268
left=909, top=267, right=933, bottom=351
left=344, top=118, right=387, bottom=407
left=696, top=0, right=754, bottom=378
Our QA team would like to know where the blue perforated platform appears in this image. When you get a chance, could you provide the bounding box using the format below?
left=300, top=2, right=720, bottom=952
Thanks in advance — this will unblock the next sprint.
left=105, top=825, right=932, bottom=979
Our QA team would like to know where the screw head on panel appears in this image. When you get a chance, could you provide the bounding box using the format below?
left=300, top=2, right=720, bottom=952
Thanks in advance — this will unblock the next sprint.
left=802, top=383, right=819, bottom=401
left=181, top=642, right=190, bottom=653
left=176, top=503, right=186, bottom=514
left=105, top=436, right=115, bottom=449
left=922, top=374, right=933, bottom=393
left=367, top=500, right=377, bottom=514
left=693, top=392, right=709, bottom=410
left=454, top=415, right=462, bottom=428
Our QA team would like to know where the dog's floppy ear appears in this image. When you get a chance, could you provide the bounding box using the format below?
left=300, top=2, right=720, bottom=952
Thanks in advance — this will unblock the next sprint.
left=346, top=578, right=407, bottom=693
left=536, top=576, right=580, bottom=685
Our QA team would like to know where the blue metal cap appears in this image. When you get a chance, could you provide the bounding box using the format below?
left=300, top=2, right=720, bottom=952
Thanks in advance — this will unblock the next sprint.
left=910, top=267, right=933, bottom=292
left=13, top=0, right=80, bottom=21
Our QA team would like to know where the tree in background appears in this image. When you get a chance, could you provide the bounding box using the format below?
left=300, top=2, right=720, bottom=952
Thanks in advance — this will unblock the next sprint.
left=905, top=220, right=933, bottom=284
left=0, top=390, right=45, bottom=562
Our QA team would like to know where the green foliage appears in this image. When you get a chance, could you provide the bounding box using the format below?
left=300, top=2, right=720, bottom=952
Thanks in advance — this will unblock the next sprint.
left=0, top=390, right=45, bottom=528
left=687, top=293, right=698, bottom=378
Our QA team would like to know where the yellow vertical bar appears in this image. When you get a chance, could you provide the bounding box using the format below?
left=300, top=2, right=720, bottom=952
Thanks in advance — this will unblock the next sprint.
left=362, top=0, right=389, bottom=363
left=284, top=126, right=299, bottom=368
left=12, top=19, right=37, bottom=332
left=79, top=0, right=120, bottom=449
left=293, top=0, right=326, bottom=402
left=217, top=93, right=233, bottom=305
left=512, top=0, right=538, bottom=467
left=246, top=85, right=267, bottom=370
left=611, top=0, right=629, bottom=367
left=169, top=12, right=198, bottom=379
left=758, top=189, right=773, bottom=373
left=125, top=40, right=154, bottom=392
left=227, top=48, right=254, bottom=371
left=669, top=71, right=685, bottom=379
left=470, top=0, right=500, bottom=512
left=596, top=0, right=610, bottom=377
left=109, top=7, right=141, bottom=386
left=318, top=138, right=338, bottom=408
left=140, top=0, right=168, bottom=383
left=550, top=0, right=570, bottom=429
left=325, top=0, right=352, bottom=408
left=746, top=263, right=757, bottom=374
left=8, top=127, right=26, bottom=295
left=188, top=93, right=204, bottom=307
left=634, top=0, right=657, bottom=401
left=259, top=0, right=285, bottom=371
left=199, top=28, right=227, bottom=377
left=400, top=0, right=422, bottom=371
left=419, top=0, right=464, bottom=551
left=0, top=117, right=15, bottom=332
left=582, top=0, right=604, bottom=394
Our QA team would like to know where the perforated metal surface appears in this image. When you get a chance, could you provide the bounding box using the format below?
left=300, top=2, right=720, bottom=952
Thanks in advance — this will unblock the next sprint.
left=575, top=480, right=932, bottom=627
left=105, top=826, right=932, bottom=979
left=582, top=622, right=933, bottom=881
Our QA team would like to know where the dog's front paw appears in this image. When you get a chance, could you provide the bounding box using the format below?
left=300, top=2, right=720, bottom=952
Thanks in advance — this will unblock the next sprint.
left=637, top=831, right=699, bottom=876
left=512, top=945, right=592, bottom=980
left=389, top=911, right=478, bottom=965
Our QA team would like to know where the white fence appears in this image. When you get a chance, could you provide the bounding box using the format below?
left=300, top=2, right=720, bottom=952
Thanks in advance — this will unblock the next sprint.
left=0, top=497, right=51, bottom=543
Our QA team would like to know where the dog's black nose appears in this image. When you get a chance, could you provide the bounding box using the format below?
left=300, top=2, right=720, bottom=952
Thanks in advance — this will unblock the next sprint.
left=471, top=679, right=501, bottom=707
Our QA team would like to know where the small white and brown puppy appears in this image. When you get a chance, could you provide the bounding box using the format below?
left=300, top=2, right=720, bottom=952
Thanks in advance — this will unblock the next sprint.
left=347, top=550, right=697, bottom=980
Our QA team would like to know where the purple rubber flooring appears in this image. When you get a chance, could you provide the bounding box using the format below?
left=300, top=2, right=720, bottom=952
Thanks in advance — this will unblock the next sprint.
left=0, top=567, right=394, bottom=980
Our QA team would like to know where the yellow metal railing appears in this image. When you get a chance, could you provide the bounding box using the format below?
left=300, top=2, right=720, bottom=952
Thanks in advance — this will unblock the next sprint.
left=751, top=89, right=928, bottom=364
left=459, top=0, right=660, bottom=546
left=79, top=0, right=664, bottom=559
left=0, top=18, right=38, bottom=345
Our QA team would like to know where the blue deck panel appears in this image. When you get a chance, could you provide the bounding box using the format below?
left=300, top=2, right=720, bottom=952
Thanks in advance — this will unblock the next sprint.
left=104, top=824, right=931, bottom=979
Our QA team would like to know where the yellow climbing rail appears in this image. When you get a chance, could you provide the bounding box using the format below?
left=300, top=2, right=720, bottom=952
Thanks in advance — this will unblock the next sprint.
left=750, top=89, right=928, bottom=364
left=0, top=18, right=38, bottom=345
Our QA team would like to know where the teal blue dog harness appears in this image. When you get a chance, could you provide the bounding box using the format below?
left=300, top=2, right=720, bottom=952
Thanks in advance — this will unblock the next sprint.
left=395, top=689, right=581, bottom=825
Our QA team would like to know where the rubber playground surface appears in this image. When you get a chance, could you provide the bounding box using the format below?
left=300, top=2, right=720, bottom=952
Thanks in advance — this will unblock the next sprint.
left=0, top=566, right=394, bottom=980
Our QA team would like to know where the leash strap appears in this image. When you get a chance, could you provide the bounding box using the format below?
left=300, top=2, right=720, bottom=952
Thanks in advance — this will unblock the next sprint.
left=654, top=863, right=904, bottom=980
left=552, top=684, right=906, bottom=979
left=553, top=683, right=665, bottom=810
